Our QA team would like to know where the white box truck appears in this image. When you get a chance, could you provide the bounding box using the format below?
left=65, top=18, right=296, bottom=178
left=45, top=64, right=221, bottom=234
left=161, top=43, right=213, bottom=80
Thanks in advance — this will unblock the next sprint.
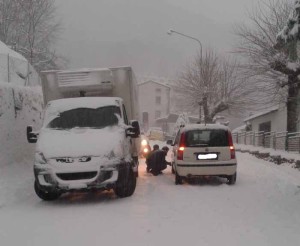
left=27, top=66, right=141, bottom=200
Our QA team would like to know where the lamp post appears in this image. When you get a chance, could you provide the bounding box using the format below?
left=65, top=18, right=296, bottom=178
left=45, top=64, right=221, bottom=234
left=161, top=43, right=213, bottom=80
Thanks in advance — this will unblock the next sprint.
left=198, top=100, right=202, bottom=124
left=167, top=29, right=203, bottom=58
left=167, top=28, right=203, bottom=122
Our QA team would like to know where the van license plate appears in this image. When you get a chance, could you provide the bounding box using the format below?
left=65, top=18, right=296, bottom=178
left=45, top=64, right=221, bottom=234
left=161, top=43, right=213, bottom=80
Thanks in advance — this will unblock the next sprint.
left=197, top=153, right=218, bottom=160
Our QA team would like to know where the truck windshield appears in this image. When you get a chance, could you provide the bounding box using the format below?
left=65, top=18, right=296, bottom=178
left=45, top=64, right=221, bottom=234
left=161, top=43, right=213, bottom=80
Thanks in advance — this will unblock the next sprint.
left=46, top=106, right=121, bottom=129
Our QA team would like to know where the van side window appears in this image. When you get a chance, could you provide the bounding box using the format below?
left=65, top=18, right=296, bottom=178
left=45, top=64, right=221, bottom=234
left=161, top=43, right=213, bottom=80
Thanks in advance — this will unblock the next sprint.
left=122, top=104, right=129, bottom=125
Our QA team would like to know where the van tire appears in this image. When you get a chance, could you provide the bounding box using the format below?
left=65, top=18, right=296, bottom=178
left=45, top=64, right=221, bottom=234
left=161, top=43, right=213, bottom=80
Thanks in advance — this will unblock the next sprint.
left=175, top=172, right=183, bottom=185
left=115, top=166, right=136, bottom=198
left=34, top=180, right=61, bottom=201
left=227, top=172, right=237, bottom=185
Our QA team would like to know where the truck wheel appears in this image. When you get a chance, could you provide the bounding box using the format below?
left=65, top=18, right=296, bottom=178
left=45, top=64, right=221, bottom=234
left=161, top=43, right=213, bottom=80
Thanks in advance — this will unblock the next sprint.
left=34, top=180, right=61, bottom=201
left=114, top=167, right=136, bottom=198
left=175, top=172, right=183, bottom=185
left=227, top=172, right=237, bottom=185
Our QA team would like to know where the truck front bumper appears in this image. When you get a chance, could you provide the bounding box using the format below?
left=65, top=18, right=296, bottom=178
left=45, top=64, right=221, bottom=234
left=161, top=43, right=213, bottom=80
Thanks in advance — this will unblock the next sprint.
left=34, top=163, right=121, bottom=193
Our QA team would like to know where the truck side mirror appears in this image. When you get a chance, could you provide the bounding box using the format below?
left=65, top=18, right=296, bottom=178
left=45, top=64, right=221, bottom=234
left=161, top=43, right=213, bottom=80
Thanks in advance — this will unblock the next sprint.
left=126, top=120, right=140, bottom=138
left=27, top=126, right=38, bottom=143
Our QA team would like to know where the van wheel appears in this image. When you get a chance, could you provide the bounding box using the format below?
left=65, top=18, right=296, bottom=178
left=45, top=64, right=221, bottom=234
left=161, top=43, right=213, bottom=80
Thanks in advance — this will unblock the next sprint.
left=34, top=180, right=61, bottom=201
left=114, top=166, right=136, bottom=198
left=175, top=172, right=183, bottom=185
left=227, top=172, right=237, bottom=185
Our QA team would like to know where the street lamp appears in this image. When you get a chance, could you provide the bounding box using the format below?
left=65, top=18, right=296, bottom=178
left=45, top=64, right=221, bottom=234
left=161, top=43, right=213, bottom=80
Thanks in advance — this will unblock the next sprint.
left=167, top=28, right=203, bottom=122
left=167, top=29, right=202, bottom=57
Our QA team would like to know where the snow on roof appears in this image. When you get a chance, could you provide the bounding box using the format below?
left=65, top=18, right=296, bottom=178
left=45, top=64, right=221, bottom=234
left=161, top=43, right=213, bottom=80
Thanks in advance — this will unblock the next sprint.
left=138, top=80, right=171, bottom=88
left=182, top=123, right=229, bottom=131
left=46, top=97, right=122, bottom=113
left=232, top=125, right=246, bottom=133
left=244, top=106, right=279, bottom=122
left=0, top=41, right=27, bottom=61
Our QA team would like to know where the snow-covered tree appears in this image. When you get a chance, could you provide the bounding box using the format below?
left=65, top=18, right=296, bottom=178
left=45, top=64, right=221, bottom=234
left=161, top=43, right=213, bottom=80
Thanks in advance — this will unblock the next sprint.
left=0, top=0, right=19, bottom=44
left=174, top=50, right=255, bottom=124
left=172, top=113, right=190, bottom=136
left=0, top=0, right=64, bottom=72
left=235, top=0, right=300, bottom=132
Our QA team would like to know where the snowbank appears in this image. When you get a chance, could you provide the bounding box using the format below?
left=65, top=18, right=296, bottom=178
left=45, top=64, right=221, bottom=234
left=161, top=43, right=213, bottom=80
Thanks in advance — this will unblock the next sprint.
left=0, top=41, right=26, bottom=61
left=0, top=40, right=40, bottom=86
left=0, top=82, right=43, bottom=168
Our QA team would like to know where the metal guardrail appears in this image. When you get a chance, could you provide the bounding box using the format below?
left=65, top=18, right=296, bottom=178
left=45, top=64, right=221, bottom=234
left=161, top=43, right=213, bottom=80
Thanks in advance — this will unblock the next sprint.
left=232, top=131, right=300, bottom=153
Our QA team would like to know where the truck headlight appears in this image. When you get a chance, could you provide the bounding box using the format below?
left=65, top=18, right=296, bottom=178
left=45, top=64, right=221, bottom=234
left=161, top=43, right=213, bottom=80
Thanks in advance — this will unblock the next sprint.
left=141, top=139, right=148, bottom=146
left=35, top=152, right=47, bottom=164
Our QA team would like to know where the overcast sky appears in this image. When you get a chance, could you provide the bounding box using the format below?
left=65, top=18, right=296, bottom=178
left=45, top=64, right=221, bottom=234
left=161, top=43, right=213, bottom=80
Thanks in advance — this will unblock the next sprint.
left=55, top=0, right=262, bottom=78
left=165, top=0, right=259, bottom=24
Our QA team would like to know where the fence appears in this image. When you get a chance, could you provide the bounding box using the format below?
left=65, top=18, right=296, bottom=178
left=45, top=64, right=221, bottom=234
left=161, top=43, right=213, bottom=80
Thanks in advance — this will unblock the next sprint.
left=0, top=53, right=40, bottom=86
left=232, top=131, right=300, bottom=153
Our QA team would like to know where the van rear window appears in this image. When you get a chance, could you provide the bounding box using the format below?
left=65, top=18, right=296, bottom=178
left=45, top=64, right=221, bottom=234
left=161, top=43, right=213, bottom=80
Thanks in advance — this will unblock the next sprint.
left=185, top=129, right=228, bottom=147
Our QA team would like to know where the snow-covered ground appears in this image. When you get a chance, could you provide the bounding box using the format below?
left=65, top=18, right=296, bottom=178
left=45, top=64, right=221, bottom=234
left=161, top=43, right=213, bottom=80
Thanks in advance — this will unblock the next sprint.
left=1, top=152, right=300, bottom=245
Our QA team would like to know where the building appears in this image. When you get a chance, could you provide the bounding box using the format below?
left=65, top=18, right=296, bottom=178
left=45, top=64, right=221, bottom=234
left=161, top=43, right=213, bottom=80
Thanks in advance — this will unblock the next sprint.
left=243, top=105, right=287, bottom=133
left=138, top=80, right=171, bottom=132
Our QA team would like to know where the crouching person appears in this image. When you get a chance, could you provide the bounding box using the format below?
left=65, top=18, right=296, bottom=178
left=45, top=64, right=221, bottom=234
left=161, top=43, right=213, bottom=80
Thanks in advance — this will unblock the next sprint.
left=148, top=146, right=170, bottom=176
left=146, top=144, right=159, bottom=173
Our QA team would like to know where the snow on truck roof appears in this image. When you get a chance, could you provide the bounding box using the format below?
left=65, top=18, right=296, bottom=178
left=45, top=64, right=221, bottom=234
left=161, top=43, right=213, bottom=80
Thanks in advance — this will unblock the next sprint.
left=181, top=124, right=230, bottom=131
left=46, top=97, right=123, bottom=112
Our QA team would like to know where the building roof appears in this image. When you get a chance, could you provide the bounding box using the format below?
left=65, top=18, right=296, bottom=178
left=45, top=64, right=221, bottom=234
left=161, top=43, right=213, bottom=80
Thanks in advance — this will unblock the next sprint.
left=232, top=125, right=246, bottom=133
left=138, top=80, right=171, bottom=89
left=244, top=106, right=279, bottom=122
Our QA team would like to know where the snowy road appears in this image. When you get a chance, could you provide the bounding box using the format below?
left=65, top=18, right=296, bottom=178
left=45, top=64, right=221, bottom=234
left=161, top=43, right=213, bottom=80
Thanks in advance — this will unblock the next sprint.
left=1, top=152, right=300, bottom=245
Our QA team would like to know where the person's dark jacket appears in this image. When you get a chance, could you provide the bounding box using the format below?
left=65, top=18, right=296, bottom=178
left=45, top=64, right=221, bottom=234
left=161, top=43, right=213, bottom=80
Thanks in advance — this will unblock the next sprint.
left=146, top=149, right=156, bottom=172
left=147, top=150, right=168, bottom=175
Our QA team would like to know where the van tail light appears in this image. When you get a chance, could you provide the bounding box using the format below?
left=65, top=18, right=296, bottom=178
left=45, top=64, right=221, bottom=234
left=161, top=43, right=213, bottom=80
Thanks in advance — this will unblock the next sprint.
left=177, top=132, right=186, bottom=160
left=227, top=131, right=235, bottom=159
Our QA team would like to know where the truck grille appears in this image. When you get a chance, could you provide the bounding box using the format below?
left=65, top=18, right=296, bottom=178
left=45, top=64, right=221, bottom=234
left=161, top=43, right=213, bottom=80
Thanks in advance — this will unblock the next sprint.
left=56, top=172, right=97, bottom=181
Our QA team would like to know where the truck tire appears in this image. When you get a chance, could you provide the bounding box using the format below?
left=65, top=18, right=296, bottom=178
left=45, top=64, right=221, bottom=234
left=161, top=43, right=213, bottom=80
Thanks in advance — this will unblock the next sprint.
left=34, top=180, right=61, bottom=201
left=114, top=166, right=136, bottom=198
left=227, top=172, right=237, bottom=185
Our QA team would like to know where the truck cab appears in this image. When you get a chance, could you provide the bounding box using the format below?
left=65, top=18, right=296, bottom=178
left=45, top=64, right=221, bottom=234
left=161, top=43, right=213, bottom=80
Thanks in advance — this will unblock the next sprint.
left=27, top=67, right=140, bottom=200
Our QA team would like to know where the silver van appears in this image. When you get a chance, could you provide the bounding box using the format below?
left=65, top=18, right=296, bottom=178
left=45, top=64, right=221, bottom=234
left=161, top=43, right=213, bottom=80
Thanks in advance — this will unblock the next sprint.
left=170, top=124, right=237, bottom=185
